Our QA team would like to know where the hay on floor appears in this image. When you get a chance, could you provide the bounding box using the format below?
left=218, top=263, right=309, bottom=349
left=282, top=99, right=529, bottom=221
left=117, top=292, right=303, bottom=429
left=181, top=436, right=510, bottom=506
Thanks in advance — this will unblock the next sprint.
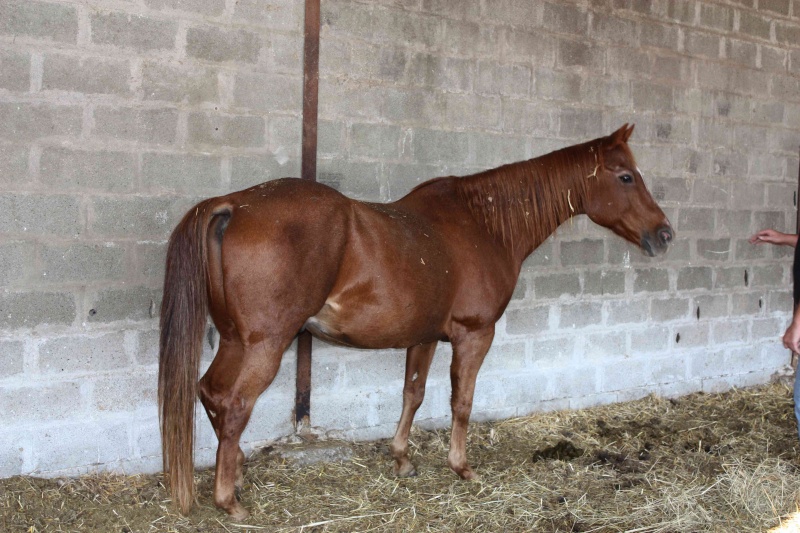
left=2, top=381, right=800, bottom=532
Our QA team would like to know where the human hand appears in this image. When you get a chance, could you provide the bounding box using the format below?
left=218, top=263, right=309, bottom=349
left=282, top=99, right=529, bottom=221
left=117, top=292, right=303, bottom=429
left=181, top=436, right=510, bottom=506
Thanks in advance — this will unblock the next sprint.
left=749, top=229, right=796, bottom=247
left=783, top=316, right=800, bottom=354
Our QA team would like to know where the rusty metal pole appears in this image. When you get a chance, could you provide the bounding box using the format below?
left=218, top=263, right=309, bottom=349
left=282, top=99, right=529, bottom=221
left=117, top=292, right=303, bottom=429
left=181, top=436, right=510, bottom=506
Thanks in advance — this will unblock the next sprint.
left=296, top=0, right=320, bottom=430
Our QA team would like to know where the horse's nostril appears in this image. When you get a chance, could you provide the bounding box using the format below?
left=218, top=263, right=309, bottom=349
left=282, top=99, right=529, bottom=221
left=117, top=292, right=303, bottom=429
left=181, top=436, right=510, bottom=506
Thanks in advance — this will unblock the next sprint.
left=660, top=228, right=673, bottom=244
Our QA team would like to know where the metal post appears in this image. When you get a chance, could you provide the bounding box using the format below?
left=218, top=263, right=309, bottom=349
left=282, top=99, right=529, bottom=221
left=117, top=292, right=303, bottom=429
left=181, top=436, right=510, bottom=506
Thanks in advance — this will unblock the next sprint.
left=295, top=0, right=320, bottom=430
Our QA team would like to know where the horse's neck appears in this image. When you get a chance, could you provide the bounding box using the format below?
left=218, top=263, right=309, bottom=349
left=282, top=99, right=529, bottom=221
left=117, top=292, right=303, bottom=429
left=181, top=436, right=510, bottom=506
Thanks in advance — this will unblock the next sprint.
left=456, top=145, right=595, bottom=264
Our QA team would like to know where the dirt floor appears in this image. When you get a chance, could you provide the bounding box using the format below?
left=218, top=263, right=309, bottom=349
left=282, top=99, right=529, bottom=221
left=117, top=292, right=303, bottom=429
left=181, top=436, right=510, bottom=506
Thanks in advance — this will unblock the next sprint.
left=4, top=381, right=800, bottom=532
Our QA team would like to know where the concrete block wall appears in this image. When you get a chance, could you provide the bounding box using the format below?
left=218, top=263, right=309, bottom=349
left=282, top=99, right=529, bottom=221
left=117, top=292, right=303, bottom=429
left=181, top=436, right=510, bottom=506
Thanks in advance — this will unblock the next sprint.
left=0, top=0, right=304, bottom=476
left=1, top=0, right=799, bottom=477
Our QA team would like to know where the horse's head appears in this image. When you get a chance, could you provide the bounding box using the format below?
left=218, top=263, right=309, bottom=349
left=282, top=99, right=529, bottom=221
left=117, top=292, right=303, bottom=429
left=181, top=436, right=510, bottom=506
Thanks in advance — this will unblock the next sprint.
left=583, top=124, right=673, bottom=257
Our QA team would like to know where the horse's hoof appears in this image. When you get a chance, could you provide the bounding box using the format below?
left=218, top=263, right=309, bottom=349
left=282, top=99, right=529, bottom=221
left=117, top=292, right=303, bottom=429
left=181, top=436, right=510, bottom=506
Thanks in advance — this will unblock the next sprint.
left=394, top=464, right=418, bottom=478
left=392, top=454, right=419, bottom=478
left=228, top=503, right=250, bottom=521
left=455, top=466, right=478, bottom=481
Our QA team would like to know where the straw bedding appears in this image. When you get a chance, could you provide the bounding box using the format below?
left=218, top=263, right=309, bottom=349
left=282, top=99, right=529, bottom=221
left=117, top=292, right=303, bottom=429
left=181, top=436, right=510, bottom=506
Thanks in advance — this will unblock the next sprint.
left=3, top=380, right=800, bottom=532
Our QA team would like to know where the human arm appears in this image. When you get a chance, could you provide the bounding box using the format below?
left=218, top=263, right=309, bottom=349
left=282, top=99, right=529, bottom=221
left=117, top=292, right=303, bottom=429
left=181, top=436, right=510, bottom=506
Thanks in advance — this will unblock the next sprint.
left=749, top=229, right=798, bottom=247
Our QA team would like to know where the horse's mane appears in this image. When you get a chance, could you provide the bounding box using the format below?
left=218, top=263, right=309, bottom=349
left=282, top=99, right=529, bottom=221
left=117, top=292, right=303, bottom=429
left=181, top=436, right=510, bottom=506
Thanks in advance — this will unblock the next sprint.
left=455, top=138, right=608, bottom=256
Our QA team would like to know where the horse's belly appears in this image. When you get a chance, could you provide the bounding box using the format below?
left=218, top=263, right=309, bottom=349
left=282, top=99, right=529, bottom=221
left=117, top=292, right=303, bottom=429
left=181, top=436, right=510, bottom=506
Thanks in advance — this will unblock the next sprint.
left=303, top=299, right=442, bottom=350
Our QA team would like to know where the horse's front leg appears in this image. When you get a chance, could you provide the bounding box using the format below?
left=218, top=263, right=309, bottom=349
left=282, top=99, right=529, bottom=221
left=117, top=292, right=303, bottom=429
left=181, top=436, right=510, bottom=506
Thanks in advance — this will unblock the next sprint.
left=389, top=341, right=437, bottom=477
left=447, top=326, right=494, bottom=480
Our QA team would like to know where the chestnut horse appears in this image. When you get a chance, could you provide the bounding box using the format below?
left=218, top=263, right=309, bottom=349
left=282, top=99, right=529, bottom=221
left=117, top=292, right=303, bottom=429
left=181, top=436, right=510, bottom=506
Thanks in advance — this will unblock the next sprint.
left=159, top=124, right=673, bottom=518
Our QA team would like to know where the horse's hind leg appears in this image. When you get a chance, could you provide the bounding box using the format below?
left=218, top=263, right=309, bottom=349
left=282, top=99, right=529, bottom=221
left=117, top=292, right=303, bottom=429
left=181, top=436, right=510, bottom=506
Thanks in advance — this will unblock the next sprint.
left=447, top=326, right=494, bottom=480
left=198, top=337, right=288, bottom=519
left=390, top=341, right=437, bottom=477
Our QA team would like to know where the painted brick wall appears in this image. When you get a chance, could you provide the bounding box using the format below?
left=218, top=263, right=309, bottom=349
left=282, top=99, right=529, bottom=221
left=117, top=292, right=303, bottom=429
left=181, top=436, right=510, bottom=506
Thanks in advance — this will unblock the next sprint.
left=1, top=0, right=799, bottom=477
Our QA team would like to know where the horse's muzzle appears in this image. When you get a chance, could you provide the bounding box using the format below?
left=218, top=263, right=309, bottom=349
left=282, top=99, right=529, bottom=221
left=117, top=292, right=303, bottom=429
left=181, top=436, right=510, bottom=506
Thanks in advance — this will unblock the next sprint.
left=641, top=224, right=674, bottom=257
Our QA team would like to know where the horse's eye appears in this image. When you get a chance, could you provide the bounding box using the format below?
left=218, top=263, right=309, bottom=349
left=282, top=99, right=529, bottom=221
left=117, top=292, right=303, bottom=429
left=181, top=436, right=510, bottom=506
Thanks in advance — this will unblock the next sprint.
left=619, top=174, right=633, bottom=184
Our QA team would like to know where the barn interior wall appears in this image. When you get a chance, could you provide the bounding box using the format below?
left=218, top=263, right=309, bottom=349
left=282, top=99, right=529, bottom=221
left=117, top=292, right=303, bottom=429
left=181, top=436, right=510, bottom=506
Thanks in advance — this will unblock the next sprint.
left=1, top=0, right=799, bottom=477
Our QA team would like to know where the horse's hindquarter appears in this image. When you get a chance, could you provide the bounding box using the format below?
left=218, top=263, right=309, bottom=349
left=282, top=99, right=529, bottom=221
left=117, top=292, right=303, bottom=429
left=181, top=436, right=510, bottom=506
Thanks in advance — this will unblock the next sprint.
left=212, top=180, right=352, bottom=346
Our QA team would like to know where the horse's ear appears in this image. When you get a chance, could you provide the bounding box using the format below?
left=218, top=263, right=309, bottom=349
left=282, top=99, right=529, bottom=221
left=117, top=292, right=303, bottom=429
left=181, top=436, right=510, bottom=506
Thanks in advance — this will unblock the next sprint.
left=612, top=123, right=634, bottom=143
left=623, top=123, right=635, bottom=141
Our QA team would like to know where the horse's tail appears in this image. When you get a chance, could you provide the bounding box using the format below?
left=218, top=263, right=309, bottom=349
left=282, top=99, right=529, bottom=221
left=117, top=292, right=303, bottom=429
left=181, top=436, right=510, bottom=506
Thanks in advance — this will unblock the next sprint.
left=158, top=198, right=231, bottom=515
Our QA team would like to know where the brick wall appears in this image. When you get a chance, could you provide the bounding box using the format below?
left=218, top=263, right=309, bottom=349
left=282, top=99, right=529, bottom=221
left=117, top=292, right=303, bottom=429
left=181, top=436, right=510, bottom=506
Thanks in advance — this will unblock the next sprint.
left=0, top=0, right=304, bottom=475
left=1, top=0, right=799, bottom=477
